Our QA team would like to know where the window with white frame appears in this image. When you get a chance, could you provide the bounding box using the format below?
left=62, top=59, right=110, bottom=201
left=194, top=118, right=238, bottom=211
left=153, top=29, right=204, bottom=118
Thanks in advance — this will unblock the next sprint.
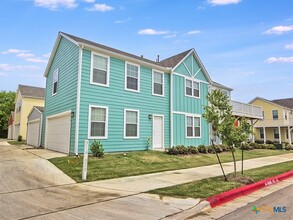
left=272, top=110, right=278, bottom=120
left=52, top=69, right=58, bottom=95
left=125, top=63, right=139, bottom=91
left=153, top=71, right=164, bottom=96
left=124, top=109, right=139, bottom=138
left=91, top=54, right=109, bottom=86
left=186, top=116, right=201, bottom=138
left=89, top=106, right=108, bottom=138
left=273, top=128, right=279, bottom=139
left=259, top=128, right=264, bottom=139
left=185, top=79, right=200, bottom=98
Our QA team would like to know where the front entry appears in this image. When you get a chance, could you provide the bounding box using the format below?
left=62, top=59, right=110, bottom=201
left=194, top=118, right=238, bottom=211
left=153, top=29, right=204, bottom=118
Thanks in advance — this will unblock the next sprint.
left=153, top=115, right=164, bottom=149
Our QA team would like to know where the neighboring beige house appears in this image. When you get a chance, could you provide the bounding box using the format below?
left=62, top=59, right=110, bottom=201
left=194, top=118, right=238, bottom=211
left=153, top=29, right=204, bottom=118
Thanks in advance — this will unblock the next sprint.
left=250, top=97, right=293, bottom=144
left=13, top=85, right=45, bottom=140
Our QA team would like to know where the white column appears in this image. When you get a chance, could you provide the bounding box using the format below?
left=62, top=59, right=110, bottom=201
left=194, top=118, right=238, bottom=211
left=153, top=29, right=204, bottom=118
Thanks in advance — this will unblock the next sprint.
left=278, top=126, right=282, bottom=144
left=263, top=127, right=266, bottom=143
left=288, top=126, right=292, bottom=144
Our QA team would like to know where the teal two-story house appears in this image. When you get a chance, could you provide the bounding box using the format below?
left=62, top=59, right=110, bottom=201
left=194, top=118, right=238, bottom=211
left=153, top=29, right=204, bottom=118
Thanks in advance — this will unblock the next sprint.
left=42, top=32, right=216, bottom=154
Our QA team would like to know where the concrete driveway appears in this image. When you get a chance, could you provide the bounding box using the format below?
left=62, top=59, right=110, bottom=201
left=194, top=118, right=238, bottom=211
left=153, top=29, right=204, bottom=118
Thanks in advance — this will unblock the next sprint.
left=0, top=140, right=196, bottom=220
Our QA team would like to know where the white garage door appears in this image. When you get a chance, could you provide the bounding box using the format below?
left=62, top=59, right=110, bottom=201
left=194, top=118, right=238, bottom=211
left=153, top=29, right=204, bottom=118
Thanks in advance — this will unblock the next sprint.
left=46, top=113, right=71, bottom=154
left=27, top=120, right=40, bottom=147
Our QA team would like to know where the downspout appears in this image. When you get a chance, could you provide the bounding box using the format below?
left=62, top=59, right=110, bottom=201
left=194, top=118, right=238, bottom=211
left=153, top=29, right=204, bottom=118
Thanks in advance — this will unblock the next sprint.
left=170, top=68, right=173, bottom=147
left=75, top=44, right=83, bottom=155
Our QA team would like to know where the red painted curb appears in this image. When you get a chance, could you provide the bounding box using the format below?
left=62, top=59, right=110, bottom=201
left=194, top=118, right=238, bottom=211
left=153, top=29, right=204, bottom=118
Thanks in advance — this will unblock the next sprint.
left=206, top=170, right=293, bottom=208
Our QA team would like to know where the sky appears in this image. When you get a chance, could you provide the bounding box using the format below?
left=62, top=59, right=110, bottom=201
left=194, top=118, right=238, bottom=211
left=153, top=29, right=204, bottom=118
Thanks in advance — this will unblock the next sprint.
left=0, top=0, right=292, bottom=103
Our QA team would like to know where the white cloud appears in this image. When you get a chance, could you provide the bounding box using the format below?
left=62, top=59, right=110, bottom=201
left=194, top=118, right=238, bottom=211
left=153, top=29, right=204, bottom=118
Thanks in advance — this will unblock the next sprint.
left=114, top=17, right=131, bottom=24
left=34, top=0, right=78, bottom=10
left=0, top=64, right=41, bottom=71
left=83, top=0, right=95, bottom=2
left=16, top=53, right=35, bottom=58
left=185, top=30, right=202, bottom=35
left=163, top=34, right=177, bottom=38
left=207, top=0, right=241, bottom=6
left=138, top=29, right=169, bottom=35
left=87, top=3, right=114, bottom=12
left=264, top=25, right=293, bottom=35
left=2, top=49, right=29, bottom=54
left=0, top=72, right=7, bottom=77
left=266, top=57, right=293, bottom=63
left=43, top=52, right=51, bottom=58
left=26, top=58, right=48, bottom=63
left=285, top=44, right=293, bottom=50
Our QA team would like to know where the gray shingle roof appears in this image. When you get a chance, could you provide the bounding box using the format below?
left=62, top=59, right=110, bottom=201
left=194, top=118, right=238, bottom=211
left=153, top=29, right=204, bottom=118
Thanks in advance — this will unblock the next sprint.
left=271, top=98, right=293, bottom=109
left=159, top=49, right=193, bottom=68
left=18, top=85, right=45, bottom=99
left=61, top=32, right=165, bottom=68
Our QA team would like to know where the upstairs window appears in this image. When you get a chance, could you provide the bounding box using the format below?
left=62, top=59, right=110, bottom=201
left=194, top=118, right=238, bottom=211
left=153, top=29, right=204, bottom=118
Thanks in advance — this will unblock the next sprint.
left=185, top=79, right=200, bottom=98
left=52, top=69, right=58, bottom=95
left=272, top=110, right=278, bottom=120
left=125, top=63, right=140, bottom=92
left=91, top=53, right=109, bottom=86
left=153, top=71, right=164, bottom=96
left=186, top=116, right=201, bottom=138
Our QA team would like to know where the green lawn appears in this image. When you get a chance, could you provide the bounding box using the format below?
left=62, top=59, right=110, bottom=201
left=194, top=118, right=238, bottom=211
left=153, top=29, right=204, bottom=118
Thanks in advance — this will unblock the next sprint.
left=149, top=160, right=293, bottom=199
left=7, top=140, right=26, bottom=145
left=49, top=149, right=292, bottom=182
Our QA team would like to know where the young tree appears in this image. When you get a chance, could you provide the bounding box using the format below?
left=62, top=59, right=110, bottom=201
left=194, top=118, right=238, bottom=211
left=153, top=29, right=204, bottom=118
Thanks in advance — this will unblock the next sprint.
left=203, top=89, right=252, bottom=178
left=0, top=91, right=15, bottom=138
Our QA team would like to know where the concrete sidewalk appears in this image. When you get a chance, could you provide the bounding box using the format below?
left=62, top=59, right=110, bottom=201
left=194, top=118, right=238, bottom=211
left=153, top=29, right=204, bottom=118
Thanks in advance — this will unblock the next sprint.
left=83, top=153, right=293, bottom=193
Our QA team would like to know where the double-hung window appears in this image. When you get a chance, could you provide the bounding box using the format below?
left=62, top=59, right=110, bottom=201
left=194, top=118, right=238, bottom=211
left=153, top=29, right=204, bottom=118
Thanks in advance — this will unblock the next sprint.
left=186, top=116, right=201, bottom=138
left=259, top=128, right=264, bottom=139
left=124, top=109, right=139, bottom=138
left=272, top=110, right=278, bottom=120
left=125, top=63, right=140, bottom=92
left=52, top=69, right=58, bottom=95
left=273, top=128, right=279, bottom=139
left=89, top=106, right=108, bottom=139
left=185, top=79, right=200, bottom=98
left=153, top=71, right=164, bottom=96
left=91, top=53, right=109, bottom=86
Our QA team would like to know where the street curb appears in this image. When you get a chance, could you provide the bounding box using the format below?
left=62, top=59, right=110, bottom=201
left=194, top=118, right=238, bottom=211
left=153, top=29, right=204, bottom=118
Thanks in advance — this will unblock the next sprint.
left=206, top=170, right=293, bottom=208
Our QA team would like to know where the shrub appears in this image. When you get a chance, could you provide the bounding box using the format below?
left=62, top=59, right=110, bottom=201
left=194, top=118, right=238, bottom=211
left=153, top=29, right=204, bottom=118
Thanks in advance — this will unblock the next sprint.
left=219, top=144, right=229, bottom=152
left=198, top=145, right=208, bottom=154
left=265, top=140, right=273, bottom=144
left=285, top=144, right=293, bottom=151
left=90, top=140, right=104, bottom=157
left=187, top=146, right=199, bottom=154
left=166, top=147, right=178, bottom=155
left=266, top=144, right=276, bottom=150
left=255, top=140, right=264, bottom=144
left=17, top=135, right=22, bottom=142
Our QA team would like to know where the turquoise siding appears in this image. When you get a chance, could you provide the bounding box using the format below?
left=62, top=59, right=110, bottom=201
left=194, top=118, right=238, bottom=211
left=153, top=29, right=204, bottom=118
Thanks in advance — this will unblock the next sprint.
left=78, top=49, right=170, bottom=153
left=172, top=53, right=210, bottom=146
left=42, top=37, right=79, bottom=153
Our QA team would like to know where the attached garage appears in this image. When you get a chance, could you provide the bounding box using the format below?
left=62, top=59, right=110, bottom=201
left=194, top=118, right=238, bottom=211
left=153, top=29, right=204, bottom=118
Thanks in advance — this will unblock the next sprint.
left=45, top=111, right=71, bottom=154
left=27, top=106, right=43, bottom=147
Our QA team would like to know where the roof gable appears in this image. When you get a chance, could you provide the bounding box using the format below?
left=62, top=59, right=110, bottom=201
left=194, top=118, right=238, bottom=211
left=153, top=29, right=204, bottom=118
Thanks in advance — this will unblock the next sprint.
left=18, top=85, right=45, bottom=99
left=271, top=98, right=293, bottom=109
left=249, top=97, right=292, bottom=110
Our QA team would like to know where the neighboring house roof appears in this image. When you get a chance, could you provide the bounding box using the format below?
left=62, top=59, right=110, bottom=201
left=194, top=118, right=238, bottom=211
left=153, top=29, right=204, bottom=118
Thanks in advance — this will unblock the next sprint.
left=211, top=81, right=233, bottom=91
left=271, top=98, right=293, bottom=109
left=18, top=84, right=45, bottom=99
left=249, top=97, right=292, bottom=110
left=159, top=49, right=193, bottom=68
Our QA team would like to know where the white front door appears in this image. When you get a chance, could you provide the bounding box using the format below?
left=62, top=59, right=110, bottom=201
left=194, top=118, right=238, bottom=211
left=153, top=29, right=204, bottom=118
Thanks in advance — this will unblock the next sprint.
left=153, top=115, right=164, bottom=149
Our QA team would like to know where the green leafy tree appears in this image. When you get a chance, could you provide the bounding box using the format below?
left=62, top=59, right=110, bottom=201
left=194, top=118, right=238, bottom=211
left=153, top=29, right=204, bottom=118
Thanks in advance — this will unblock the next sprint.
left=0, top=91, right=15, bottom=138
left=203, top=89, right=252, bottom=178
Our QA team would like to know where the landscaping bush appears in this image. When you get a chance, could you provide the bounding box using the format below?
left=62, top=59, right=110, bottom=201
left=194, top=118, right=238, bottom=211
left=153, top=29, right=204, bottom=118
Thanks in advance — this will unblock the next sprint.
left=219, top=144, right=229, bottom=152
left=265, top=140, right=273, bottom=144
left=187, top=146, right=199, bottom=154
left=255, top=140, right=264, bottom=144
left=90, top=140, right=104, bottom=157
left=266, top=144, right=276, bottom=150
left=198, top=145, right=208, bottom=154
left=273, top=143, right=283, bottom=150
left=176, top=145, right=189, bottom=155
left=285, top=144, right=293, bottom=151
left=17, top=135, right=22, bottom=142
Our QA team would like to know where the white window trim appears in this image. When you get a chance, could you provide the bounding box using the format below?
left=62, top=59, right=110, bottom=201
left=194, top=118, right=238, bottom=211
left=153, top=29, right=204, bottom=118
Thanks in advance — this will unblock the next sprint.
left=185, top=114, right=201, bottom=139
left=152, top=70, right=165, bottom=97
left=124, top=108, right=140, bottom=139
left=88, top=105, right=109, bottom=139
left=125, top=61, right=140, bottom=93
left=90, top=52, right=110, bottom=87
left=52, top=68, right=59, bottom=96
left=272, top=110, right=278, bottom=120
left=184, top=77, right=200, bottom=99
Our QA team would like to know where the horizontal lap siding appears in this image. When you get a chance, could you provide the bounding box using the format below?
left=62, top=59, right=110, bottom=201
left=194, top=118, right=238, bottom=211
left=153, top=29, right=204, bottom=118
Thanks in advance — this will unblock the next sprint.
left=172, top=53, right=209, bottom=146
left=78, top=49, right=170, bottom=153
left=42, top=37, right=79, bottom=153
